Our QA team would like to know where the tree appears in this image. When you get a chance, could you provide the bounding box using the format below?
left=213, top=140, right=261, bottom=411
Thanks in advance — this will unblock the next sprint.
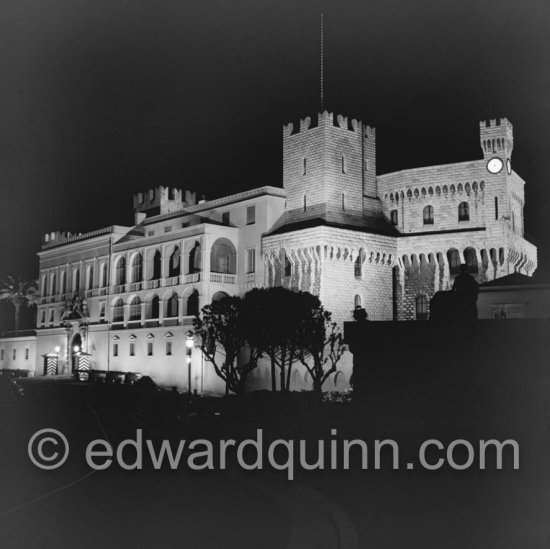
left=0, top=276, right=38, bottom=331
left=243, top=287, right=326, bottom=392
left=296, top=307, right=346, bottom=396
left=193, top=296, right=260, bottom=395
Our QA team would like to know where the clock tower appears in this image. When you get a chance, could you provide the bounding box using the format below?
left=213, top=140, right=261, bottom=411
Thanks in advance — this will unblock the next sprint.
left=480, top=118, right=514, bottom=174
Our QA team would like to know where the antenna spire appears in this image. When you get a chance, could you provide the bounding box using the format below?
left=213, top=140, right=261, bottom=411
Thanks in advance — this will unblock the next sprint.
left=320, top=13, right=324, bottom=112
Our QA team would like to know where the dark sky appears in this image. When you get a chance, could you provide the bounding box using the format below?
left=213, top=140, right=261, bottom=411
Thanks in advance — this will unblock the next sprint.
left=2, top=0, right=550, bottom=279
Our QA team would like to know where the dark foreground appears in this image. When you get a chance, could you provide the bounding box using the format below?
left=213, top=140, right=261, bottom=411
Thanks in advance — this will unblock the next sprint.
left=0, top=362, right=549, bottom=548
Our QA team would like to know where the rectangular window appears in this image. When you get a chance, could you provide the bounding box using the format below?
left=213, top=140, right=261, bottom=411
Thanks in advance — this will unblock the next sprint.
left=129, top=342, right=135, bottom=357
left=49, top=309, right=55, bottom=324
left=13, top=349, right=16, bottom=360
left=113, top=343, right=118, bottom=357
left=390, top=210, right=398, bottom=226
left=148, top=230, right=155, bottom=237
left=1, top=349, right=4, bottom=360
left=164, top=226, right=172, bottom=233
left=99, top=302, right=106, bottom=319
left=147, top=342, right=153, bottom=356
left=495, top=197, right=499, bottom=220
left=246, top=248, right=256, bottom=274
left=40, top=310, right=46, bottom=325
left=25, top=348, right=29, bottom=360
left=222, top=211, right=230, bottom=225
left=166, top=341, right=172, bottom=356
left=246, top=206, right=256, bottom=225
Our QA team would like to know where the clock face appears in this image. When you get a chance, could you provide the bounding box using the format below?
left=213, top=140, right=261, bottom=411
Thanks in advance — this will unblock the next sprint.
left=506, top=158, right=512, bottom=175
left=487, top=157, right=503, bottom=174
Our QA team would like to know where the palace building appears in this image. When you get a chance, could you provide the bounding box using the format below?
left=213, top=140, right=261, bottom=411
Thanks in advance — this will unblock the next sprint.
left=1, top=112, right=537, bottom=392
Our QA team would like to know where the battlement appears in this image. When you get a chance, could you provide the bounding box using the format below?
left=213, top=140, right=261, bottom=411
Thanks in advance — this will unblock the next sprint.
left=283, top=111, right=375, bottom=139
left=479, top=117, right=514, bottom=159
left=480, top=118, right=513, bottom=130
left=133, top=186, right=197, bottom=216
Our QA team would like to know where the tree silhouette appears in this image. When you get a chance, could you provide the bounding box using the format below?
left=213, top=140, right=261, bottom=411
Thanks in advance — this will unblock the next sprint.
left=0, top=276, right=38, bottom=331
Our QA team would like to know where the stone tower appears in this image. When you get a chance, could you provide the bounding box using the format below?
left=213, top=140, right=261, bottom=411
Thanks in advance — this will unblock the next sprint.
left=282, top=111, right=378, bottom=220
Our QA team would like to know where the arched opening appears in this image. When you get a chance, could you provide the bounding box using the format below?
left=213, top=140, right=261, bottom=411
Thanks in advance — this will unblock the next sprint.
left=71, top=333, right=82, bottom=373
left=458, top=201, right=470, bottom=221
left=423, top=205, right=434, bottom=225
left=51, top=273, right=57, bottom=296
left=100, top=263, right=107, bottom=288
left=73, top=268, right=80, bottom=292
left=60, top=271, right=66, bottom=294
left=447, top=248, right=460, bottom=275
left=187, top=290, right=200, bottom=316
left=210, top=238, right=237, bottom=274
left=354, top=294, right=361, bottom=308
left=464, top=247, right=479, bottom=274
left=169, top=246, right=180, bottom=277
left=86, top=266, right=93, bottom=290
left=284, top=256, right=292, bottom=278
left=415, top=295, right=429, bottom=320
left=115, top=257, right=126, bottom=286
left=112, top=298, right=124, bottom=323
left=129, top=296, right=142, bottom=321
left=165, top=293, right=179, bottom=318
left=146, top=295, right=160, bottom=319
left=131, top=253, right=143, bottom=283
left=152, top=250, right=162, bottom=280
left=354, top=249, right=365, bottom=278
left=188, top=242, right=202, bottom=274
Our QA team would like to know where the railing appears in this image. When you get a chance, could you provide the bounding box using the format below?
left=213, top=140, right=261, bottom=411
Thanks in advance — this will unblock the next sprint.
left=128, top=282, right=142, bottom=292
left=145, top=319, right=160, bottom=328
left=210, top=273, right=236, bottom=284
left=113, top=284, right=127, bottom=294
left=164, top=276, right=180, bottom=287
left=183, top=272, right=201, bottom=284
left=85, top=290, right=93, bottom=298
left=144, top=279, right=161, bottom=290
left=91, top=287, right=108, bottom=297
left=163, top=318, right=179, bottom=327
left=245, top=273, right=255, bottom=283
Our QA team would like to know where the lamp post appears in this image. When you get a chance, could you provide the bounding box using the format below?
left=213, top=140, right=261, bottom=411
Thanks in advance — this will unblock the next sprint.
left=185, top=332, right=194, bottom=404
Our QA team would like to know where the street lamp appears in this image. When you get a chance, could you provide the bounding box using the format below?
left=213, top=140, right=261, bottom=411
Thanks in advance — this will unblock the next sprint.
left=185, top=332, right=194, bottom=403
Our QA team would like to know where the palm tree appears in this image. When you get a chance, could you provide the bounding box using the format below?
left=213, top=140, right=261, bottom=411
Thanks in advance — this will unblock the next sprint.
left=0, top=276, right=39, bottom=331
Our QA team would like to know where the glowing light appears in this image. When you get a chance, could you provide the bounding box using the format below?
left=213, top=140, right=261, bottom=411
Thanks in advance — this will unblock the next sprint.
left=186, top=337, right=194, bottom=349
left=186, top=356, right=192, bottom=364
left=54, top=346, right=61, bottom=354
left=73, top=345, right=80, bottom=353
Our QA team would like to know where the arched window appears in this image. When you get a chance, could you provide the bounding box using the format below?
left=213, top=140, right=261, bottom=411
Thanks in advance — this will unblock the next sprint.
left=169, top=247, right=180, bottom=277
left=342, top=154, right=347, bottom=174
left=284, top=256, right=292, bottom=278
left=100, top=263, right=107, bottom=288
left=86, top=266, right=94, bottom=290
left=423, top=205, right=434, bottom=225
left=60, top=271, right=66, bottom=294
left=354, top=250, right=364, bottom=278
left=73, top=268, right=80, bottom=292
left=50, top=273, right=57, bottom=296
left=129, top=297, right=142, bottom=321
left=187, top=290, right=199, bottom=316
left=188, top=242, right=201, bottom=274
left=354, top=295, right=361, bottom=308
left=166, top=293, right=179, bottom=318
left=152, top=250, right=162, bottom=280
left=112, top=298, right=124, bottom=322
left=302, top=157, right=307, bottom=176
left=210, top=238, right=237, bottom=274
left=458, top=202, right=469, bottom=221
left=416, top=295, right=429, bottom=320
left=131, top=254, right=143, bottom=283
left=115, top=257, right=126, bottom=286
left=447, top=248, right=460, bottom=275
left=464, top=247, right=478, bottom=274
left=303, top=195, right=307, bottom=212
left=42, top=274, right=48, bottom=296
left=148, top=295, right=160, bottom=319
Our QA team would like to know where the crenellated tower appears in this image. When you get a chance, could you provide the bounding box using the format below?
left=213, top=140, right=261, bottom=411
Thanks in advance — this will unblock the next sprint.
left=282, top=111, right=378, bottom=220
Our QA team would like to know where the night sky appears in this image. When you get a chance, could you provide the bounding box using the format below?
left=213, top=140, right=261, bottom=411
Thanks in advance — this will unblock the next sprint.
left=2, top=0, right=550, bottom=279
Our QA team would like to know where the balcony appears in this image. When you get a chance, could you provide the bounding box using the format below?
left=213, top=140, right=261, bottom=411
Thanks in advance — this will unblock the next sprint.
left=183, top=272, right=201, bottom=284
left=164, top=275, right=180, bottom=287
left=210, top=273, right=236, bottom=284
left=113, top=284, right=127, bottom=294
left=128, top=282, right=143, bottom=292
left=144, top=279, right=161, bottom=290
